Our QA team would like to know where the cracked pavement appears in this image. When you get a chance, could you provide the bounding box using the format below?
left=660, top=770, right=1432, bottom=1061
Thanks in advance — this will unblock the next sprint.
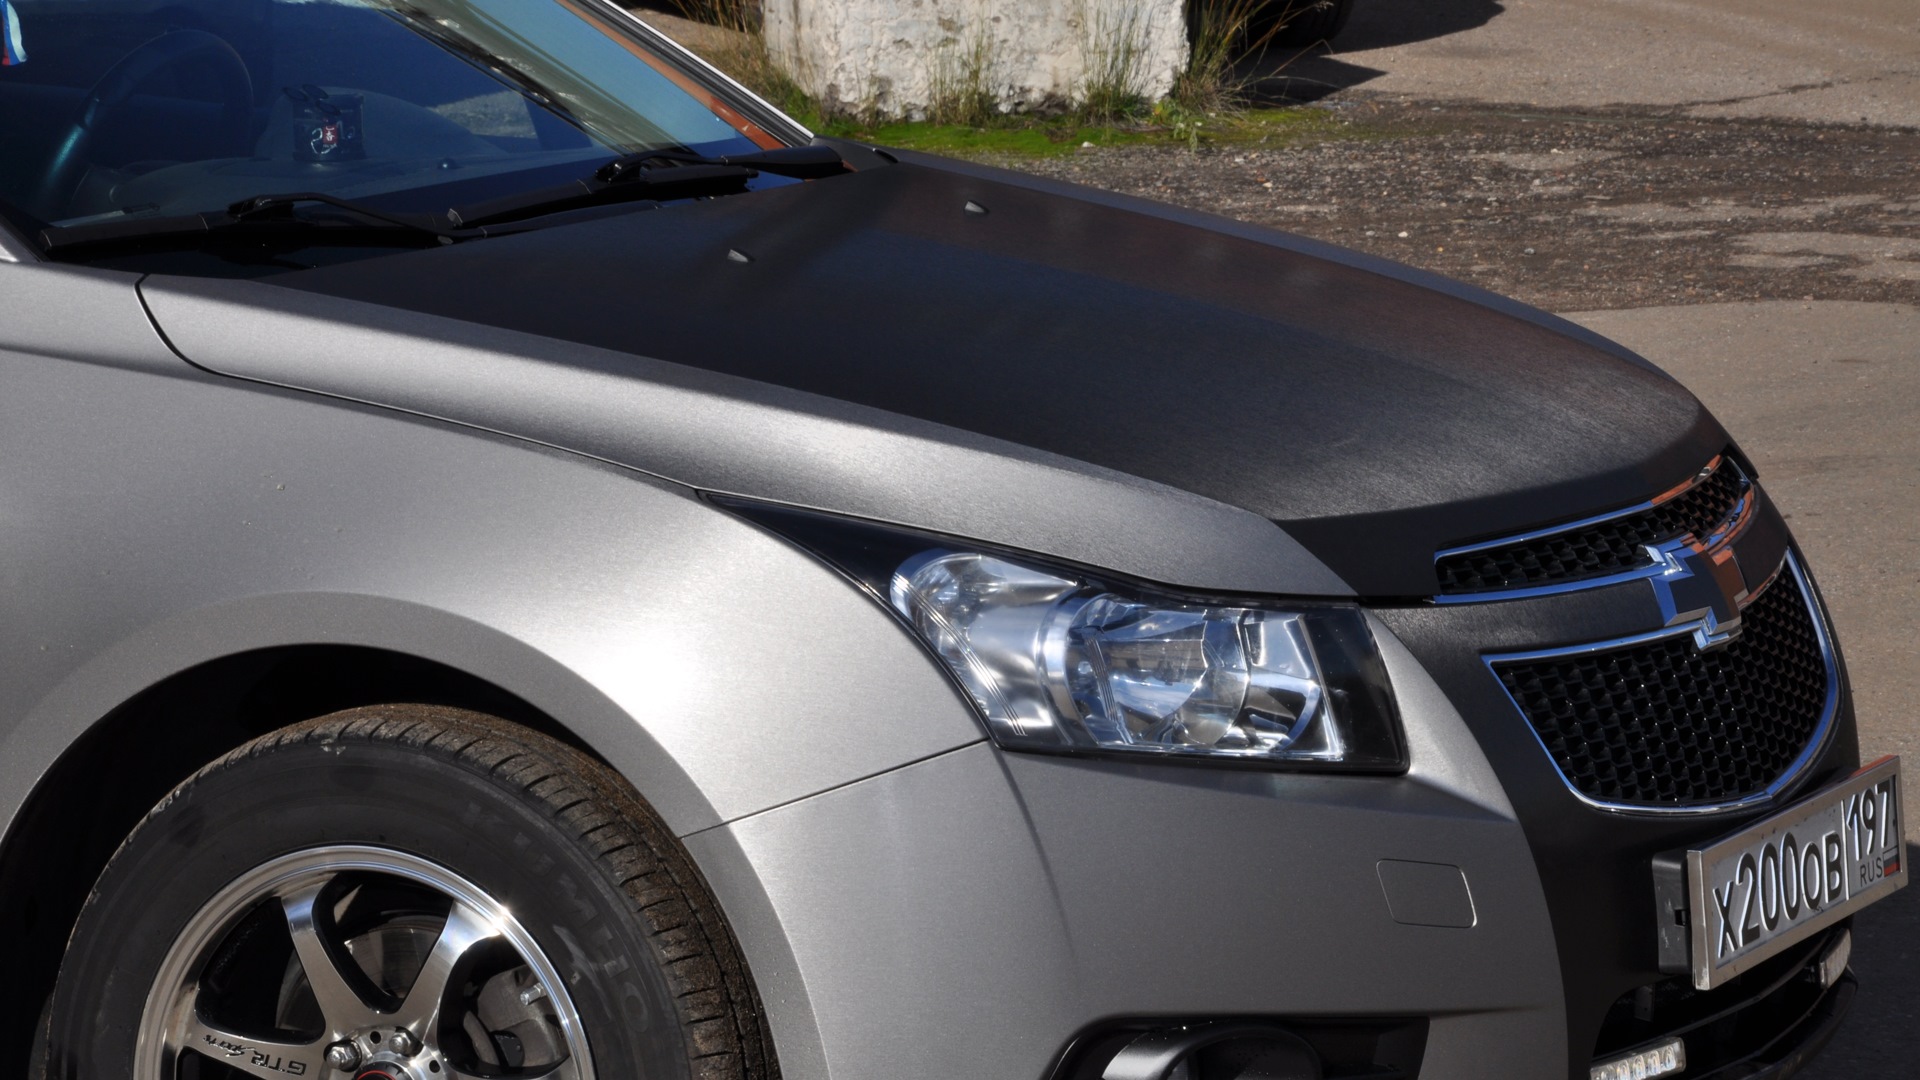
left=993, top=0, right=1920, bottom=311
left=1256, top=0, right=1920, bottom=128
left=1009, top=102, right=1920, bottom=310
left=1566, top=302, right=1920, bottom=1080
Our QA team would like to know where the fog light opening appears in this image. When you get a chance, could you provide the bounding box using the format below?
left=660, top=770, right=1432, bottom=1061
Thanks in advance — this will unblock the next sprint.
left=1101, top=1024, right=1321, bottom=1080
left=1590, top=1036, right=1686, bottom=1080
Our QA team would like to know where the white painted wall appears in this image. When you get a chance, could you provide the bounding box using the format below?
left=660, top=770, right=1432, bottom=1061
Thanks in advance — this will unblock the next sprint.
left=763, top=0, right=1188, bottom=119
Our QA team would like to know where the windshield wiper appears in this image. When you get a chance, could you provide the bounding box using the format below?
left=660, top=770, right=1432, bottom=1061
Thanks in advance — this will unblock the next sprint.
left=229, top=192, right=460, bottom=235
left=444, top=145, right=846, bottom=230
left=42, top=192, right=460, bottom=257
left=599, top=145, right=849, bottom=182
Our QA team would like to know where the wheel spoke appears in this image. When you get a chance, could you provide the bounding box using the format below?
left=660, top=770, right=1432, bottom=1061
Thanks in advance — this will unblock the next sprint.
left=177, top=1011, right=326, bottom=1080
left=281, top=882, right=379, bottom=1032
left=141, top=848, right=591, bottom=1080
left=394, top=901, right=501, bottom=1031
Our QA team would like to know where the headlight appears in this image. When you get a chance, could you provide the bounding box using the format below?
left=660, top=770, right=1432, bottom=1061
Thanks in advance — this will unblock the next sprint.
left=890, top=549, right=1401, bottom=766
left=726, top=501, right=1405, bottom=770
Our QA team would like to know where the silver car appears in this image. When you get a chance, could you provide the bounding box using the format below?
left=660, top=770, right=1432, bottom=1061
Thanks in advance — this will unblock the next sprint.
left=0, top=3, right=1904, bottom=1080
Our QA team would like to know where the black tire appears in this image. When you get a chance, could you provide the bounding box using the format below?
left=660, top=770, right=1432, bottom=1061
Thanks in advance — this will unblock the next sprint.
left=1251, top=0, right=1355, bottom=47
left=40, top=705, right=775, bottom=1080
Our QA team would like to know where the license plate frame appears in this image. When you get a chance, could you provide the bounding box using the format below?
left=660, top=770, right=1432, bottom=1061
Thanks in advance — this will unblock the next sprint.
left=1653, top=756, right=1905, bottom=990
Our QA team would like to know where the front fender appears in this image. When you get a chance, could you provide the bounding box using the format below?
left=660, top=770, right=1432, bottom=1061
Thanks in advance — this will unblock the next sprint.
left=0, top=332, right=984, bottom=841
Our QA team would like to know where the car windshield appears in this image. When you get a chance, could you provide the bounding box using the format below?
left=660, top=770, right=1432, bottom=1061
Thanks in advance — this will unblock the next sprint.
left=0, top=0, right=790, bottom=237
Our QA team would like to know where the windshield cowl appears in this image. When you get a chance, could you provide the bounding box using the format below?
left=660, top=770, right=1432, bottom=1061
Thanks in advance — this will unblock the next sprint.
left=39, top=191, right=461, bottom=258
left=443, top=145, right=848, bottom=229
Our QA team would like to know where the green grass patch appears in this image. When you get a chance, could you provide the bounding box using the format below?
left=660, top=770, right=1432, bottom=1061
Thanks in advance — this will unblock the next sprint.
left=815, top=117, right=1159, bottom=157
left=643, top=3, right=1394, bottom=162
left=804, top=104, right=1378, bottom=160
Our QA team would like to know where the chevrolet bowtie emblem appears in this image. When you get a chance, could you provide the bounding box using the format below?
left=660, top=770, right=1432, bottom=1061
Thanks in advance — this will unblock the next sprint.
left=1648, top=538, right=1748, bottom=651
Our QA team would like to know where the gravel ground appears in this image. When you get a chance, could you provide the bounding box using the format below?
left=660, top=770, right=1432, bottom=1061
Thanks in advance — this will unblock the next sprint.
left=991, top=96, right=1920, bottom=311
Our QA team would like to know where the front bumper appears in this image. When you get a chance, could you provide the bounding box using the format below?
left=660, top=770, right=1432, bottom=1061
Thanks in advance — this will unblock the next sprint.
left=685, top=600, right=1861, bottom=1080
left=691, top=736, right=1567, bottom=1080
left=1579, top=929, right=1856, bottom=1080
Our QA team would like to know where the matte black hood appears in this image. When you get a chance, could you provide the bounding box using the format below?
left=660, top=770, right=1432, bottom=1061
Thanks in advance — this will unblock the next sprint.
left=276, top=155, right=1727, bottom=596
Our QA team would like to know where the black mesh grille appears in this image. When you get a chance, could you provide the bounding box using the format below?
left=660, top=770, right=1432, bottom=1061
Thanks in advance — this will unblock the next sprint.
left=1493, top=569, right=1829, bottom=807
left=1438, top=462, right=1746, bottom=594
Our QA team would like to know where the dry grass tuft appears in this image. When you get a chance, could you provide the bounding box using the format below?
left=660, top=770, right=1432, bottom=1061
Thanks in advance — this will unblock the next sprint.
left=1077, top=1, right=1156, bottom=124
left=926, top=27, right=1001, bottom=127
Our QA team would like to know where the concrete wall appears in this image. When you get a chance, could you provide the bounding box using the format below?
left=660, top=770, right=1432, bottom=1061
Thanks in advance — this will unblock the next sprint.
left=763, top=0, right=1188, bottom=119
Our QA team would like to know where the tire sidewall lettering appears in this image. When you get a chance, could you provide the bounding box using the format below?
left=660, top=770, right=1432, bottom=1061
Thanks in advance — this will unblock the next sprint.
left=43, top=717, right=702, bottom=1079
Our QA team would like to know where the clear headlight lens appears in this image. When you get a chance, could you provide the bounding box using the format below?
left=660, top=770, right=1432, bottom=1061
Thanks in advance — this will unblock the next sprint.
left=889, top=549, right=1403, bottom=767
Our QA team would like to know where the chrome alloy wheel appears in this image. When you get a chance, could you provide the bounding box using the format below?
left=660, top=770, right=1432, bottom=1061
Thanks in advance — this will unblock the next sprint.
left=135, top=846, right=595, bottom=1080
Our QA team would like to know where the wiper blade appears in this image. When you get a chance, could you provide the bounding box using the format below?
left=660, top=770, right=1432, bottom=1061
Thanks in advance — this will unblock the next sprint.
left=42, top=192, right=459, bottom=256
left=227, top=191, right=456, bottom=235
left=599, top=145, right=849, bottom=182
left=445, top=162, right=752, bottom=230
left=444, top=145, right=846, bottom=230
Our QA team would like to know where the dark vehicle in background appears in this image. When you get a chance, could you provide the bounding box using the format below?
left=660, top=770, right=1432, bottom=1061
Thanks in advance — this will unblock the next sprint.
left=1189, top=0, right=1357, bottom=48
left=1255, top=0, right=1356, bottom=45
left=0, top=2, right=1901, bottom=1080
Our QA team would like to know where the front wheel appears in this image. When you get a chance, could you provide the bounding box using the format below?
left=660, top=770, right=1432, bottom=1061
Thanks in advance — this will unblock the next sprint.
left=40, top=706, right=773, bottom=1080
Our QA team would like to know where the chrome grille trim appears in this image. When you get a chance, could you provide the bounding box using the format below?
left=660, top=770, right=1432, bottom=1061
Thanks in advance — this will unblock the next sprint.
left=1482, top=552, right=1840, bottom=816
left=1435, top=455, right=1753, bottom=603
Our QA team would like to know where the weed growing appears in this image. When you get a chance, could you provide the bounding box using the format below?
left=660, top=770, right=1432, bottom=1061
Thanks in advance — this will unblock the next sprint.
left=1176, top=0, right=1289, bottom=113
left=663, top=0, right=757, bottom=32
left=926, top=26, right=1000, bottom=127
left=655, top=0, right=1371, bottom=158
left=1076, top=0, right=1154, bottom=124
left=816, top=106, right=1360, bottom=158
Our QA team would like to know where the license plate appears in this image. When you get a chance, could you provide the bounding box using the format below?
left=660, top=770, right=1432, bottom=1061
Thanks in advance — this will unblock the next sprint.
left=1654, top=756, right=1905, bottom=990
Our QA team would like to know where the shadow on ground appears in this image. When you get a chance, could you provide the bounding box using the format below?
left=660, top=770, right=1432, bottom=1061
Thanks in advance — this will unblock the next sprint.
left=1242, top=0, right=1505, bottom=102
left=1796, top=841, right=1917, bottom=1079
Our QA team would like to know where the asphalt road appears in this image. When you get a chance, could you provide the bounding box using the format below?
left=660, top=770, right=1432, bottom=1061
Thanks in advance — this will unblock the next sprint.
left=1013, top=104, right=1920, bottom=310
left=1569, top=302, right=1919, bottom=1080
left=1311, top=4, right=1918, bottom=1071
left=1263, top=0, right=1920, bottom=127
left=1260, top=4, right=1920, bottom=1071
left=1294, top=3, right=1919, bottom=1069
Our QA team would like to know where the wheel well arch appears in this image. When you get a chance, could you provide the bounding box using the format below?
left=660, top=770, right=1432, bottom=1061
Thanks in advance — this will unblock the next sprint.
left=0, top=644, right=593, bottom=1074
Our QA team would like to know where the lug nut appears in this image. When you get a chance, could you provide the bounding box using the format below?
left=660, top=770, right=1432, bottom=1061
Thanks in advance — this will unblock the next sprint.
left=390, top=1029, right=421, bottom=1056
left=326, top=1042, right=360, bottom=1071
